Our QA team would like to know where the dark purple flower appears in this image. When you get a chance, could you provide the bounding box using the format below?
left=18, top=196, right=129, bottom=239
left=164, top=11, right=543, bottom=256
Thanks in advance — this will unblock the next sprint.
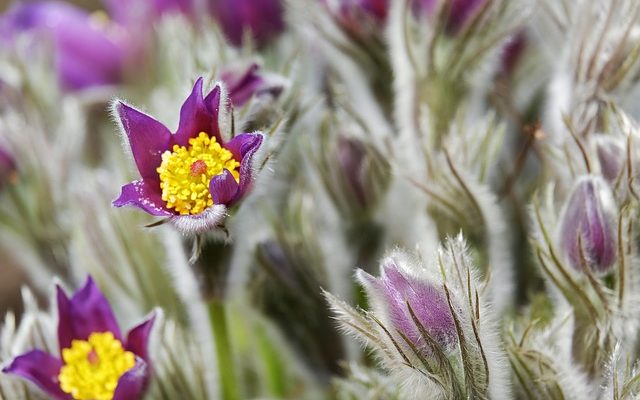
left=207, top=0, right=285, bottom=48
left=2, top=277, right=155, bottom=400
left=559, top=176, right=617, bottom=274
left=500, top=31, right=527, bottom=76
left=321, top=0, right=389, bottom=38
left=113, top=78, right=264, bottom=233
left=357, top=261, right=457, bottom=352
left=220, top=62, right=284, bottom=107
left=0, top=144, right=16, bottom=188
left=0, top=1, right=128, bottom=91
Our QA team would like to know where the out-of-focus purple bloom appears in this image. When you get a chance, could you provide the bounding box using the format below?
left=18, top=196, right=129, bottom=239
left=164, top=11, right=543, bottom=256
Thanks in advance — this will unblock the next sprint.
left=113, top=78, right=264, bottom=233
left=207, top=0, right=285, bottom=48
left=104, top=0, right=195, bottom=25
left=0, top=145, right=16, bottom=188
left=2, top=277, right=155, bottom=400
left=559, top=176, right=617, bottom=274
left=357, top=261, right=457, bottom=352
left=414, top=0, right=486, bottom=34
left=321, top=0, right=389, bottom=38
left=220, top=62, right=284, bottom=107
left=500, top=31, right=527, bottom=76
left=0, top=1, right=127, bottom=91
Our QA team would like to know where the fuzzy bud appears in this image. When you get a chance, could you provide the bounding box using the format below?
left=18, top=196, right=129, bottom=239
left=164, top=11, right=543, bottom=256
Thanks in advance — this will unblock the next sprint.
left=558, top=176, right=617, bottom=274
left=357, top=261, right=457, bottom=352
left=594, top=136, right=625, bottom=184
left=321, top=0, right=389, bottom=39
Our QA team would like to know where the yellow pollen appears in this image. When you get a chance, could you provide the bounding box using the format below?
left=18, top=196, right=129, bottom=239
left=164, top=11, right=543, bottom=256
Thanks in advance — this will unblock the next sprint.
left=157, top=132, right=240, bottom=215
left=58, top=332, right=135, bottom=400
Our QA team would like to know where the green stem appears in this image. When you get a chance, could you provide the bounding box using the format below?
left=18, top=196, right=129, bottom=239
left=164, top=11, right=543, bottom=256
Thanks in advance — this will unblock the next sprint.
left=208, top=300, right=240, bottom=400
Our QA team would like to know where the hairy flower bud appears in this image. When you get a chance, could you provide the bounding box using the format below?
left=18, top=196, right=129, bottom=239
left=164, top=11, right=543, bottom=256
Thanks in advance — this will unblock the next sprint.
left=321, top=0, right=389, bottom=38
left=357, top=261, right=457, bottom=351
left=558, top=176, right=617, bottom=274
left=594, top=136, right=625, bottom=183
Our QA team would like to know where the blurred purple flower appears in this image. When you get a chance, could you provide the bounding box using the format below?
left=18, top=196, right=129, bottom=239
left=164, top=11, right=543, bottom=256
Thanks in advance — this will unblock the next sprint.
left=559, top=176, right=617, bottom=274
left=2, top=277, right=155, bottom=400
left=357, top=261, right=457, bottom=352
left=113, top=78, right=264, bottom=233
left=220, top=62, right=284, bottom=107
left=207, top=0, right=285, bottom=48
left=0, top=145, right=16, bottom=188
left=0, top=1, right=128, bottom=91
left=414, top=0, right=485, bottom=34
left=104, top=0, right=195, bottom=25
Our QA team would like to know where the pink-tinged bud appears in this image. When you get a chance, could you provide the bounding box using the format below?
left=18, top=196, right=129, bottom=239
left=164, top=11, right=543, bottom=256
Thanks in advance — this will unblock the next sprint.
left=207, top=0, right=285, bottom=48
left=219, top=63, right=284, bottom=107
left=0, top=145, right=16, bottom=188
left=499, top=31, right=527, bottom=76
left=358, top=262, right=457, bottom=352
left=594, top=137, right=625, bottom=183
left=559, top=176, right=617, bottom=274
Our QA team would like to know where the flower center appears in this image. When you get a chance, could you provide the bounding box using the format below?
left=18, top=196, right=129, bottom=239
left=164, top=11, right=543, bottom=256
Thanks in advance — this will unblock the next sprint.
left=157, top=132, right=240, bottom=215
left=58, top=332, right=136, bottom=400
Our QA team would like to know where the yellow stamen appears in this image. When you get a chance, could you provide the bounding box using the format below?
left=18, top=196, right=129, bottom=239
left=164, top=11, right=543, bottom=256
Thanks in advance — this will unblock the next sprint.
left=58, top=332, right=135, bottom=400
left=157, top=132, right=240, bottom=215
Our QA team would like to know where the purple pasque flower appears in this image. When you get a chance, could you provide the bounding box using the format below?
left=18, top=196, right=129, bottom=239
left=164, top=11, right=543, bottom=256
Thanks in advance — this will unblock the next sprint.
left=220, top=62, right=284, bottom=108
left=357, top=259, right=457, bottom=352
left=558, top=176, right=617, bottom=274
left=0, top=1, right=127, bottom=91
left=207, top=0, right=285, bottom=48
left=321, top=0, right=389, bottom=38
left=113, top=78, right=264, bottom=234
left=2, top=277, right=155, bottom=400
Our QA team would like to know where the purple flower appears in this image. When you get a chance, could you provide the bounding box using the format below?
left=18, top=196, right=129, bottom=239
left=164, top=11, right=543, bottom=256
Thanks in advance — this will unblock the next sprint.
left=321, top=0, right=389, bottom=38
left=357, top=261, right=457, bottom=352
left=595, top=136, right=625, bottom=184
left=113, top=78, right=264, bottom=233
left=0, top=1, right=127, bottom=91
left=104, top=0, right=195, bottom=25
left=0, top=144, right=16, bottom=188
left=559, top=176, right=617, bottom=274
left=207, top=0, right=285, bottom=48
left=220, top=62, right=284, bottom=107
left=2, top=277, right=155, bottom=400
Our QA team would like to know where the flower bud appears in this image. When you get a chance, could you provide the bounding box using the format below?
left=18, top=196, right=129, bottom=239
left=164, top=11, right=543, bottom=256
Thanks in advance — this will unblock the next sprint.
left=207, top=0, right=285, bottom=48
left=413, top=0, right=486, bottom=35
left=594, top=136, right=625, bottom=183
left=220, top=62, right=284, bottom=107
left=558, top=176, right=617, bottom=274
left=357, top=261, right=457, bottom=351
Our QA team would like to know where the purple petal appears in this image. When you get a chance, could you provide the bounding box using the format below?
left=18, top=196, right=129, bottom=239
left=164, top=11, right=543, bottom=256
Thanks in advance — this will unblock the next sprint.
left=234, top=133, right=264, bottom=197
left=113, top=358, right=149, bottom=400
left=116, top=102, right=171, bottom=184
left=2, top=350, right=69, bottom=400
left=113, top=180, right=173, bottom=217
left=174, top=79, right=221, bottom=147
left=105, top=0, right=194, bottom=25
left=125, top=312, right=156, bottom=362
left=209, top=169, right=240, bottom=205
left=57, top=277, right=122, bottom=352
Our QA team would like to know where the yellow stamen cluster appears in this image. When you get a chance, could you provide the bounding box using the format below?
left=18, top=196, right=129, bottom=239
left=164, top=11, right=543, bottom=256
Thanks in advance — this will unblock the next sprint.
left=58, top=332, right=135, bottom=400
left=157, top=132, right=240, bottom=215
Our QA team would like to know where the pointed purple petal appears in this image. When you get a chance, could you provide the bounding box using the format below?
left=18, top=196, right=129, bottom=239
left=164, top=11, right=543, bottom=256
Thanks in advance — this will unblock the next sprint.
left=116, top=102, right=171, bottom=184
left=229, top=133, right=263, bottom=198
left=113, top=180, right=173, bottom=217
left=57, top=277, right=122, bottom=351
left=174, top=79, right=221, bottom=146
left=209, top=169, right=240, bottom=205
left=113, top=358, right=149, bottom=400
left=125, top=313, right=156, bottom=362
left=2, top=350, right=69, bottom=399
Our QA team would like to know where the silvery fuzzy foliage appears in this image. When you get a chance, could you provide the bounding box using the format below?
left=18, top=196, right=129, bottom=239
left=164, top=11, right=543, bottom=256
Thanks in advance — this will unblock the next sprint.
left=326, top=235, right=510, bottom=400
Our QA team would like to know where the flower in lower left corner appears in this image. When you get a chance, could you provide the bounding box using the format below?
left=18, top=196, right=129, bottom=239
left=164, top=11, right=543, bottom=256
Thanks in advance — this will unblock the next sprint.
left=2, top=277, right=156, bottom=400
